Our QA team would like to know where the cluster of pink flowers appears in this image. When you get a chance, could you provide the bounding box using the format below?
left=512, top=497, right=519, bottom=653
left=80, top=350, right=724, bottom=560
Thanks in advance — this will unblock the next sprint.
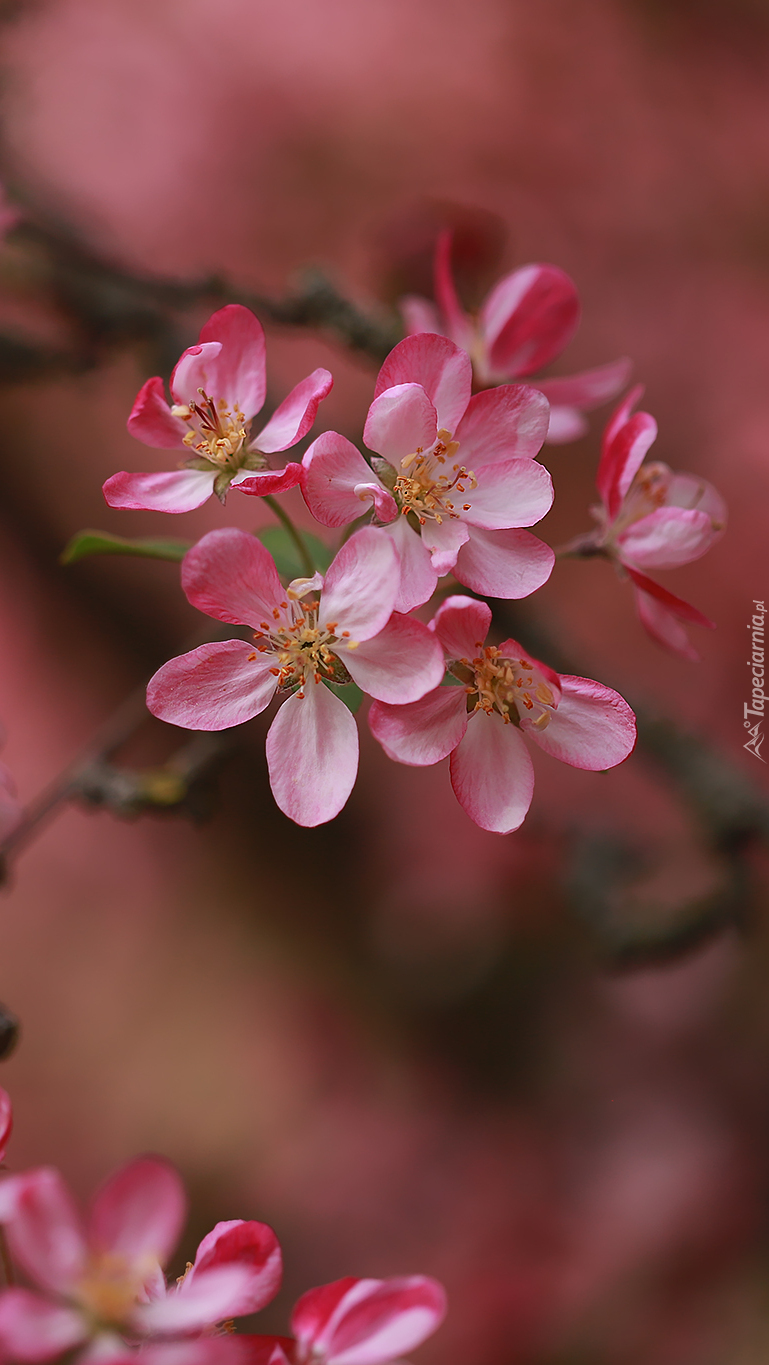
left=0, top=1088, right=446, bottom=1365
left=96, top=233, right=725, bottom=829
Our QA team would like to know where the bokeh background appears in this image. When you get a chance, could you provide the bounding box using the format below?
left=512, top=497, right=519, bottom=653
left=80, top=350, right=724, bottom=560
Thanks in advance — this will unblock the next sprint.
left=1, top=2, right=769, bottom=1362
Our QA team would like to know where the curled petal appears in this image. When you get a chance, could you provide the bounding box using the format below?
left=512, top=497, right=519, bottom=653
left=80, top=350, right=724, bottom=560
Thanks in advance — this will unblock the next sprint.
left=454, top=385, right=550, bottom=465
left=137, top=1265, right=258, bottom=1336
left=103, top=469, right=216, bottom=514
left=127, top=377, right=187, bottom=449
left=194, top=305, right=266, bottom=418
left=88, top=1157, right=186, bottom=1267
left=302, top=433, right=394, bottom=528
left=618, top=507, right=717, bottom=570
left=319, top=529, right=399, bottom=641
left=449, top=712, right=534, bottom=834
left=462, top=458, right=553, bottom=530
left=381, top=517, right=437, bottom=613
left=481, top=265, right=580, bottom=378
left=369, top=687, right=468, bottom=766
left=454, top=527, right=555, bottom=599
left=188, top=1220, right=282, bottom=1316
left=597, top=387, right=656, bottom=519
left=633, top=589, right=698, bottom=661
left=170, top=342, right=225, bottom=410
left=433, top=230, right=474, bottom=349
left=363, top=385, right=438, bottom=465
left=0, top=1289, right=86, bottom=1362
left=291, top=1276, right=447, bottom=1365
left=266, top=685, right=359, bottom=827
left=537, top=357, right=633, bottom=411
left=527, top=676, right=636, bottom=770
left=400, top=296, right=443, bottom=337
left=181, top=528, right=284, bottom=630
left=0, top=1169, right=86, bottom=1295
left=253, top=369, right=333, bottom=454
left=230, top=464, right=303, bottom=498
left=337, top=613, right=445, bottom=704
left=147, top=642, right=279, bottom=731
left=624, top=566, right=715, bottom=630
left=374, top=334, right=471, bottom=433
left=0, top=1086, right=12, bottom=1164
left=431, top=596, right=492, bottom=659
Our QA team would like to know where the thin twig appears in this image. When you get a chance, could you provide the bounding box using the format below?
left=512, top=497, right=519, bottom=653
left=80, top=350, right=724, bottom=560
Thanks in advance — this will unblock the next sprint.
left=263, top=495, right=316, bottom=576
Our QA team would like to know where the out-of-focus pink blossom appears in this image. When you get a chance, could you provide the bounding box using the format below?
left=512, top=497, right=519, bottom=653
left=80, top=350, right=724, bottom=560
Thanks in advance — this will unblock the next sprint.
left=369, top=596, right=636, bottom=834
left=103, top=305, right=332, bottom=513
left=302, top=333, right=555, bottom=612
left=147, top=527, right=444, bottom=827
left=0, top=1159, right=281, bottom=1362
left=401, top=232, right=631, bottom=443
left=244, top=1274, right=447, bottom=1365
left=0, top=1086, right=12, bottom=1165
left=588, top=387, right=727, bottom=660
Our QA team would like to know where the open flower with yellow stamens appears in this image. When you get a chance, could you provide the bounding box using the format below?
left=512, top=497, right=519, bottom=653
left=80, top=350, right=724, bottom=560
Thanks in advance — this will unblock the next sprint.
left=104, top=305, right=332, bottom=513
left=0, top=1158, right=281, bottom=1363
left=301, top=333, right=555, bottom=612
left=369, top=596, right=636, bottom=834
left=146, top=527, right=444, bottom=827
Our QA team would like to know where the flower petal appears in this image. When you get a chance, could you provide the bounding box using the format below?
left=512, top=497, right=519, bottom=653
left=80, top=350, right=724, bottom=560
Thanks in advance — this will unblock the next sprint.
left=337, top=613, right=444, bottom=703
left=454, top=385, right=550, bottom=464
left=291, top=1276, right=447, bottom=1365
left=88, top=1157, right=186, bottom=1267
left=253, top=369, right=333, bottom=454
left=103, top=469, right=216, bottom=514
left=543, top=406, right=588, bottom=445
left=596, top=388, right=657, bottom=519
left=431, top=596, right=492, bottom=659
left=319, top=529, right=399, bottom=641
left=400, top=296, right=443, bottom=337
left=369, top=687, right=468, bottom=765
left=0, top=1169, right=86, bottom=1295
left=374, top=335, right=471, bottom=433
left=420, top=518, right=469, bottom=575
left=188, top=305, right=266, bottom=418
left=127, top=377, right=187, bottom=449
left=170, top=342, right=225, bottom=409
left=665, top=472, right=727, bottom=528
left=302, top=433, right=395, bottom=528
left=181, top=528, right=284, bottom=629
left=454, top=527, right=555, bottom=599
left=147, top=641, right=278, bottom=731
left=449, top=712, right=534, bottom=834
left=0, top=1087, right=12, bottom=1164
left=632, top=585, right=700, bottom=661
left=0, top=1289, right=87, bottom=1362
left=235, top=1338, right=293, bottom=1365
left=481, top=265, right=580, bottom=378
left=137, top=1266, right=258, bottom=1335
left=187, top=1221, right=282, bottom=1317
left=266, top=685, right=359, bottom=827
left=230, top=464, right=303, bottom=497
left=433, top=230, right=474, bottom=349
left=363, top=385, right=438, bottom=465
left=527, top=676, right=636, bottom=769
left=536, top=357, right=632, bottom=411
left=624, top=566, right=715, bottom=629
left=462, top=458, right=553, bottom=530
left=618, top=507, right=716, bottom=570
left=381, top=517, right=437, bottom=613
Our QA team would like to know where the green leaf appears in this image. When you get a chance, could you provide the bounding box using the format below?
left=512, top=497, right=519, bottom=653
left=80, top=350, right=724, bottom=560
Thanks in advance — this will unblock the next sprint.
left=60, top=529, right=192, bottom=566
left=257, top=526, right=333, bottom=580
left=323, top=681, right=365, bottom=714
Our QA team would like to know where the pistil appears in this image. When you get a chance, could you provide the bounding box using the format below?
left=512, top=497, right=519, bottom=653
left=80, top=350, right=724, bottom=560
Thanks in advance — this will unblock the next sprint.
left=394, top=430, right=477, bottom=525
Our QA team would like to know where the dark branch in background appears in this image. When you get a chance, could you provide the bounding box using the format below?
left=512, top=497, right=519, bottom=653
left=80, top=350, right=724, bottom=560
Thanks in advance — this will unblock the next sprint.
left=0, top=196, right=766, bottom=969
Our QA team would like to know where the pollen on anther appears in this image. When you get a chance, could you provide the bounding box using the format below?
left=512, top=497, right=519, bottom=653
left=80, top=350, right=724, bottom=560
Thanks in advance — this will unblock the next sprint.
left=269, top=667, right=281, bottom=676
left=463, top=503, right=471, bottom=510
left=247, top=651, right=257, bottom=662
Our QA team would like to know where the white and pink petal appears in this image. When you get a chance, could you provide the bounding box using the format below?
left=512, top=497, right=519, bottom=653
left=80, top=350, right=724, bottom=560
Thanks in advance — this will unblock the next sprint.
left=369, top=688, right=468, bottom=766
left=374, top=335, right=471, bottom=434
left=265, top=685, right=359, bottom=828
left=449, top=712, right=535, bottom=835
left=337, top=613, right=444, bottom=704
left=253, top=369, right=333, bottom=454
left=454, top=527, right=555, bottom=600
left=103, top=469, right=217, bottom=514
left=147, top=642, right=279, bottom=731
left=526, top=676, right=636, bottom=770
left=181, top=529, right=285, bottom=630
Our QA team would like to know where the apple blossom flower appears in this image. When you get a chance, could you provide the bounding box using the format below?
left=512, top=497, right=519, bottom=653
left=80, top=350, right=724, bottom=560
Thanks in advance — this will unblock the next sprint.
left=301, top=333, right=555, bottom=613
left=569, top=387, right=727, bottom=661
left=243, top=1274, right=447, bottom=1365
left=103, top=305, right=332, bottom=513
left=369, top=596, right=636, bottom=834
left=401, top=231, right=631, bottom=443
left=0, top=1158, right=282, bottom=1363
left=0, top=1085, right=12, bottom=1164
left=146, top=527, right=444, bottom=827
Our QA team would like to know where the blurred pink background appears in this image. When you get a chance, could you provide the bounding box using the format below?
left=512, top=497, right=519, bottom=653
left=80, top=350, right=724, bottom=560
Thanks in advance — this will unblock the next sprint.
left=0, top=2, right=769, bottom=1363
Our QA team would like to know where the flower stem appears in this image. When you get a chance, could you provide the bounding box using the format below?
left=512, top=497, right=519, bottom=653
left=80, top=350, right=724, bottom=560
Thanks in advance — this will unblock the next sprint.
left=263, top=495, right=315, bottom=576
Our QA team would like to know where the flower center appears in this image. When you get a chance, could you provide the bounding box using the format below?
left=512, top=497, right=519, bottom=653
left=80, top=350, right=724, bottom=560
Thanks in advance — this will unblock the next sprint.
left=76, top=1251, right=155, bottom=1327
left=608, top=461, right=670, bottom=536
left=248, top=583, right=353, bottom=697
left=393, top=429, right=477, bottom=525
left=173, top=389, right=250, bottom=468
left=451, top=646, right=557, bottom=729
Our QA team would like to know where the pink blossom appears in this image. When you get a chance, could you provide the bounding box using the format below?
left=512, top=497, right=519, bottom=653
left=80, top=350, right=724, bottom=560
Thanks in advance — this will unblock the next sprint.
left=401, top=231, right=631, bottom=443
left=0, top=1159, right=281, bottom=1362
left=0, top=1086, right=12, bottom=1165
left=243, top=1274, right=447, bottom=1365
left=302, top=333, right=555, bottom=612
left=590, top=387, right=727, bottom=660
left=103, top=306, right=332, bottom=513
left=146, top=527, right=444, bottom=826
left=369, top=596, right=636, bottom=834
